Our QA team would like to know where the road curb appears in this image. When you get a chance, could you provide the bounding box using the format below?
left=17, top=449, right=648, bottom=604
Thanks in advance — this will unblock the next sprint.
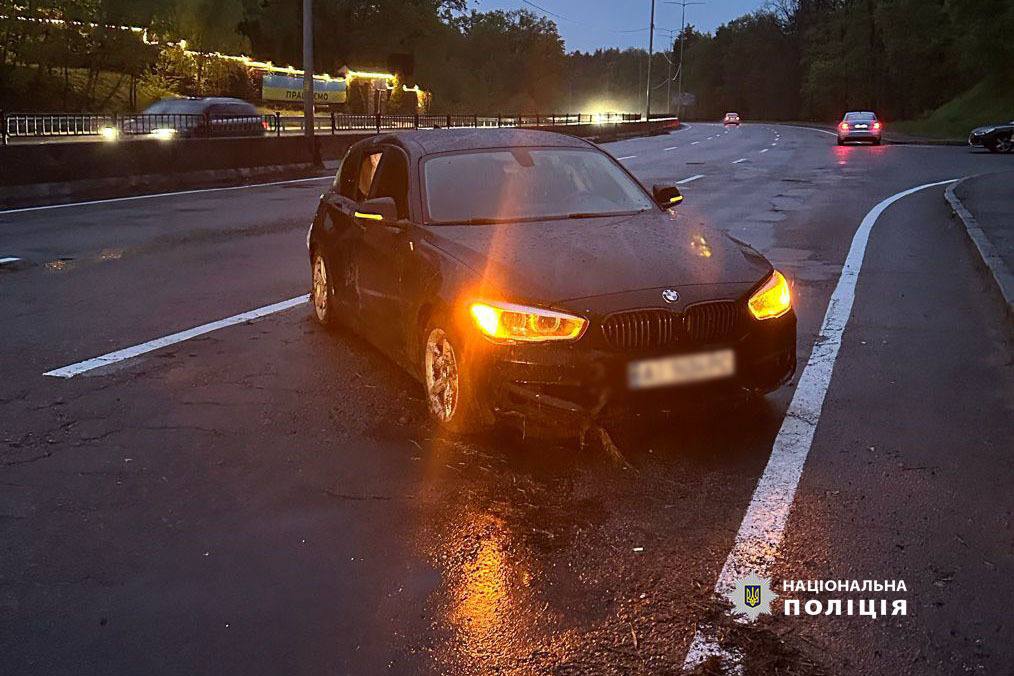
left=0, top=162, right=334, bottom=211
left=944, top=176, right=1014, bottom=324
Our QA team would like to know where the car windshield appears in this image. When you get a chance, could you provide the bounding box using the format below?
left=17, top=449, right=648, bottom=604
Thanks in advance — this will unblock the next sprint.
left=422, top=147, right=655, bottom=224
left=143, top=99, right=206, bottom=114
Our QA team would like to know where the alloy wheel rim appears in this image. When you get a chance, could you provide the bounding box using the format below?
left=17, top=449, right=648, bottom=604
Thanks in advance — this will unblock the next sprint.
left=424, top=328, right=459, bottom=422
left=312, top=255, right=328, bottom=320
left=997, top=137, right=1013, bottom=152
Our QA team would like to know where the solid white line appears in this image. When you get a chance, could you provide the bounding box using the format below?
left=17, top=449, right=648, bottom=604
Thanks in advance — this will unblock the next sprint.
left=44, top=295, right=308, bottom=378
left=676, top=174, right=705, bottom=184
left=759, top=148, right=769, bottom=154
left=682, top=177, right=958, bottom=672
left=664, top=146, right=679, bottom=151
left=0, top=176, right=333, bottom=216
left=616, top=155, right=637, bottom=161
left=732, top=158, right=748, bottom=164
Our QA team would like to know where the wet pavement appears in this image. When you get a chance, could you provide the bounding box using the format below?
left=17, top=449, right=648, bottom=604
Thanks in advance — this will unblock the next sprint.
left=1, top=123, right=1012, bottom=675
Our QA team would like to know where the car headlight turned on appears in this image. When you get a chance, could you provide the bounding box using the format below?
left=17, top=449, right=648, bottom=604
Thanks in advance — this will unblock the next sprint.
left=99, top=126, right=119, bottom=142
left=469, top=301, right=587, bottom=343
left=748, top=270, right=792, bottom=320
left=150, top=128, right=177, bottom=140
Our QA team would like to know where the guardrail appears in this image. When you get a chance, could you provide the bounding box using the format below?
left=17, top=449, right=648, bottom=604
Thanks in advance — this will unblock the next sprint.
left=0, top=111, right=643, bottom=144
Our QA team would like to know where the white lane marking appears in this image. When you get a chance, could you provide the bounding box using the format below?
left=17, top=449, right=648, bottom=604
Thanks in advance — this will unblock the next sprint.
left=732, top=158, right=748, bottom=164
left=664, top=146, right=679, bottom=151
left=794, top=126, right=837, bottom=137
left=0, top=176, right=333, bottom=216
left=0, top=256, right=22, bottom=264
left=759, top=148, right=769, bottom=154
left=691, top=141, right=700, bottom=145
left=616, top=155, right=637, bottom=161
left=676, top=174, right=705, bottom=184
left=44, top=295, right=308, bottom=378
left=771, top=142, right=778, bottom=146
left=682, top=177, right=958, bottom=672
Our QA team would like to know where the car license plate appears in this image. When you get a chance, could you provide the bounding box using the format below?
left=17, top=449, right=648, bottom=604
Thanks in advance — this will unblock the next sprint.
left=854, top=124, right=868, bottom=129
left=627, top=349, right=735, bottom=390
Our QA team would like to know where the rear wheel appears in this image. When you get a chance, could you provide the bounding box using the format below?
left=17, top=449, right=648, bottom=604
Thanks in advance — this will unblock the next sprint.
left=422, top=320, right=488, bottom=434
left=990, top=134, right=1012, bottom=153
left=873, top=138, right=881, bottom=146
left=837, top=138, right=845, bottom=146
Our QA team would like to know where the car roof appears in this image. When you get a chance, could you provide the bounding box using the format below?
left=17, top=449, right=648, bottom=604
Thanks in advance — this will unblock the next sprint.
left=372, top=128, right=594, bottom=156
left=844, top=111, right=877, bottom=117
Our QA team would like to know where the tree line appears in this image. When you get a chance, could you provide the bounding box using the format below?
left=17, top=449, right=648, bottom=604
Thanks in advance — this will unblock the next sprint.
left=2, top=0, right=1011, bottom=123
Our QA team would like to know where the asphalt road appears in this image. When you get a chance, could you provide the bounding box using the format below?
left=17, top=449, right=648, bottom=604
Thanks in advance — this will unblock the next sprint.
left=1, top=123, right=1012, bottom=675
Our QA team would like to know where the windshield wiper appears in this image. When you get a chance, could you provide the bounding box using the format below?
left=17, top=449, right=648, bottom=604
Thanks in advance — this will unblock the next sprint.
left=432, top=217, right=511, bottom=225
left=562, top=209, right=647, bottom=219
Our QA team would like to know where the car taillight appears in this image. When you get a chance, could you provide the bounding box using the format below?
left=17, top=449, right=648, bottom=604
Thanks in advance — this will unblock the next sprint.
left=262, top=119, right=269, bottom=130
left=840, top=122, right=849, bottom=131
left=873, top=121, right=881, bottom=130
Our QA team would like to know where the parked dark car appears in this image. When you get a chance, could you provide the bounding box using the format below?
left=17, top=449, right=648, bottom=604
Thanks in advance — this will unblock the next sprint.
left=837, top=111, right=882, bottom=145
left=121, top=97, right=266, bottom=139
left=307, top=129, right=796, bottom=435
left=968, top=121, right=1013, bottom=153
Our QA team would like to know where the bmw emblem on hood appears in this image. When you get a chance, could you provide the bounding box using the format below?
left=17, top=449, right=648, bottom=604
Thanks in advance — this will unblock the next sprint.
left=661, top=289, right=680, bottom=303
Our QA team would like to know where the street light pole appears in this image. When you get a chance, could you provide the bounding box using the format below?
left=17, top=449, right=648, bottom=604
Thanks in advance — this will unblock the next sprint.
left=645, top=0, right=655, bottom=121
left=666, top=29, right=674, bottom=115
left=666, top=0, right=704, bottom=120
left=302, top=0, right=317, bottom=163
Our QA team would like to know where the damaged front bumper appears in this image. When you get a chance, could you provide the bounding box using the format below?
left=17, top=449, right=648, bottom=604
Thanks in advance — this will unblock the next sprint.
left=471, top=310, right=797, bottom=435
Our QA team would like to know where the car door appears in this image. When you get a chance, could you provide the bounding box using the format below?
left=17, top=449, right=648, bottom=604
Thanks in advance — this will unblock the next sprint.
left=354, top=145, right=413, bottom=352
left=318, top=146, right=383, bottom=321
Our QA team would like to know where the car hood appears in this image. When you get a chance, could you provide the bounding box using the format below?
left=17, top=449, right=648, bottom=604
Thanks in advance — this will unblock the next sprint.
left=971, top=122, right=1012, bottom=134
left=422, top=210, right=771, bottom=305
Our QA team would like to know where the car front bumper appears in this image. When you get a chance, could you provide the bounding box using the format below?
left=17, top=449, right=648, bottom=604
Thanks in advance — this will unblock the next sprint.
left=470, top=310, right=796, bottom=434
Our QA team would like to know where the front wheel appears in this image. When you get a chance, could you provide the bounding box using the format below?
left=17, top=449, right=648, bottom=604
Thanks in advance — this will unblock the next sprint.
left=310, top=250, right=336, bottom=327
left=836, top=138, right=845, bottom=146
left=873, top=138, right=881, bottom=145
left=422, top=321, right=488, bottom=434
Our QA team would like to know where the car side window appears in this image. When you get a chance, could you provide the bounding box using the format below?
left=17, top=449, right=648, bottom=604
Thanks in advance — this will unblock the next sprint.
left=369, top=147, right=410, bottom=219
left=335, top=149, right=360, bottom=199
left=356, top=151, right=383, bottom=202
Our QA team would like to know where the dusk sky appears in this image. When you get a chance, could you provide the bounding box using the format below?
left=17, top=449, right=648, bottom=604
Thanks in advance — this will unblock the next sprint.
left=476, top=0, right=768, bottom=53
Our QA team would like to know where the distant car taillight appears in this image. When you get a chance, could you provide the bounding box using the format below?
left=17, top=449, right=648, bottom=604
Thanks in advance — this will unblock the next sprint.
left=262, top=119, right=269, bottom=130
left=840, top=122, right=849, bottom=131
left=873, top=121, right=881, bottom=130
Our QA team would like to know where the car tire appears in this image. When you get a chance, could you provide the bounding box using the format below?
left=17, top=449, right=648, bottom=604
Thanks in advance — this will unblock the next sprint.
left=991, top=134, right=1013, bottom=153
left=837, top=138, right=844, bottom=146
left=873, top=138, right=881, bottom=145
left=310, top=249, right=337, bottom=327
left=421, top=318, right=489, bottom=435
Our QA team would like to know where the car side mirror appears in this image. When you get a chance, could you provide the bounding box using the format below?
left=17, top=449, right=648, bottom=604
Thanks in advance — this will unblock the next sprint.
left=653, top=184, right=684, bottom=208
left=355, top=196, right=399, bottom=223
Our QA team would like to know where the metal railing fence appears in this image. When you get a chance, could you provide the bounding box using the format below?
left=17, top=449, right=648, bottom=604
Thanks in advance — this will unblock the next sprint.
left=1, top=110, right=649, bottom=144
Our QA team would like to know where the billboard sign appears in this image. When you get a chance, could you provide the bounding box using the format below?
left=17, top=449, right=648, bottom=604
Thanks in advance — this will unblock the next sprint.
left=262, top=74, right=347, bottom=104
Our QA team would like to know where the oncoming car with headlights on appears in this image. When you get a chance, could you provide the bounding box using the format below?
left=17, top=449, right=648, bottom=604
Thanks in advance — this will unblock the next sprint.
left=307, top=129, right=796, bottom=435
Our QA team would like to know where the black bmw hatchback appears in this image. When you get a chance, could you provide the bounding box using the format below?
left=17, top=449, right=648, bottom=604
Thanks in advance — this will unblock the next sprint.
left=307, top=129, right=796, bottom=434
